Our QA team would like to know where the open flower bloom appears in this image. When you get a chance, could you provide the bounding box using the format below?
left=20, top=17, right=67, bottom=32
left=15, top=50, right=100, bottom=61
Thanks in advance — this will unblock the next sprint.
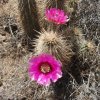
left=45, top=8, right=69, bottom=25
left=28, top=54, right=62, bottom=86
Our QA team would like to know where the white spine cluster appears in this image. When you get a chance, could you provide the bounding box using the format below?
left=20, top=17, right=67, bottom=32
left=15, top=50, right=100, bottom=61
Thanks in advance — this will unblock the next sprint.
left=34, top=30, right=73, bottom=65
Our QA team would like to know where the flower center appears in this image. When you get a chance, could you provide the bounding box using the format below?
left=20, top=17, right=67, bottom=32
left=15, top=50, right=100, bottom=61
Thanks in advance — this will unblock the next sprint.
left=40, top=63, right=51, bottom=74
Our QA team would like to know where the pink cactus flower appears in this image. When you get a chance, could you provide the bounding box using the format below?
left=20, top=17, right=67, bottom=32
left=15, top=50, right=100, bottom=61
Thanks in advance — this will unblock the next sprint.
left=28, top=54, right=62, bottom=86
left=45, top=8, right=69, bottom=25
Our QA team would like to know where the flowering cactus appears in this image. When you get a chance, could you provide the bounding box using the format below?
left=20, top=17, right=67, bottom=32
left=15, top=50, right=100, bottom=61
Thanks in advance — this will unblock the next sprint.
left=28, top=54, right=62, bottom=86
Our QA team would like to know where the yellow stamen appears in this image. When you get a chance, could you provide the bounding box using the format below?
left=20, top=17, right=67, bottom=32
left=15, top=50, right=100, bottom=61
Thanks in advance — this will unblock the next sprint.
left=40, top=63, right=51, bottom=73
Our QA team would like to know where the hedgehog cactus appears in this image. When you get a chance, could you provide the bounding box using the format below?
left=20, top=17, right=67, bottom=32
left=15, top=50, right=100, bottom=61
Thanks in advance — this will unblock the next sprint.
left=74, top=28, right=96, bottom=52
left=34, top=30, right=73, bottom=65
left=74, top=28, right=97, bottom=69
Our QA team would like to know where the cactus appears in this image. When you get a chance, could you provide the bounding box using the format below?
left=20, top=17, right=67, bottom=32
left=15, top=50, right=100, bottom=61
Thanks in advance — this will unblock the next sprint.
left=34, top=30, right=73, bottom=66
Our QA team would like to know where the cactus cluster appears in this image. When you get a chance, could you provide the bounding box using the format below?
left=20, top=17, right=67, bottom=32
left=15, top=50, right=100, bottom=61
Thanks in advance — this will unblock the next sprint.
left=0, top=0, right=99, bottom=100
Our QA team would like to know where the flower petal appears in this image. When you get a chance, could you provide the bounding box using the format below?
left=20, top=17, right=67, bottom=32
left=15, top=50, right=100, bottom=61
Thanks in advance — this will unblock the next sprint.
left=45, top=8, right=69, bottom=25
left=28, top=53, right=62, bottom=86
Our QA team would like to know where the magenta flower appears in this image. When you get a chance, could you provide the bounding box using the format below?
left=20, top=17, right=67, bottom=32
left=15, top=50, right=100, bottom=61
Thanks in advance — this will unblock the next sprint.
left=45, top=8, right=69, bottom=25
left=28, top=54, right=62, bottom=86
